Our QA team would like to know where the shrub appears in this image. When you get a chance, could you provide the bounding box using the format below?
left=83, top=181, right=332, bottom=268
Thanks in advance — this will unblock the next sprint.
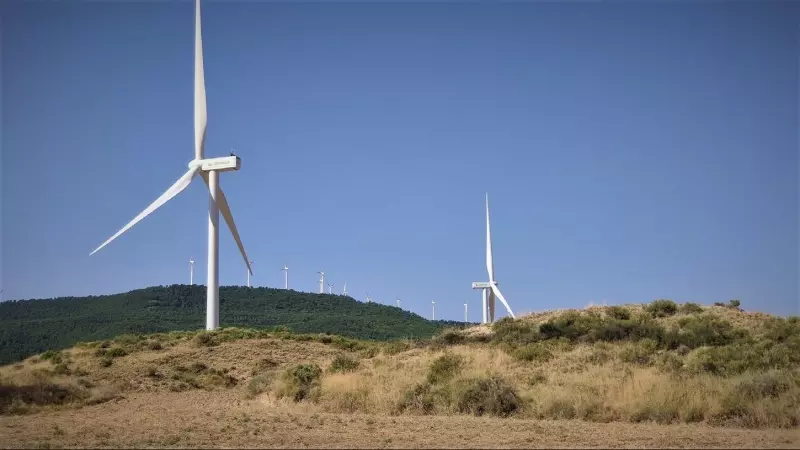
left=456, top=375, right=521, bottom=417
left=245, top=374, right=274, bottom=399
left=619, top=339, right=658, bottom=365
left=685, top=341, right=797, bottom=376
left=427, top=353, right=464, bottom=385
left=383, top=341, right=412, bottom=355
left=194, top=332, right=217, bottom=347
left=105, top=347, right=127, bottom=358
left=493, top=318, right=540, bottom=344
left=39, top=351, right=63, bottom=364
left=147, top=341, right=163, bottom=351
left=728, top=299, right=741, bottom=309
left=606, top=306, right=631, bottom=320
left=99, top=357, right=113, bottom=367
left=52, top=363, right=70, bottom=375
left=679, top=302, right=704, bottom=314
left=434, top=329, right=465, bottom=346
left=0, top=382, right=88, bottom=414
left=328, top=355, right=360, bottom=374
left=396, top=382, right=437, bottom=414
left=668, top=315, right=749, bottom=349
left=512, top=343, right=553, bottom=363
left=646, top=300, right=678, bottom=318
left=252, top=358, right=278, bottom=375
left=278, top=364, right=322, bottom=402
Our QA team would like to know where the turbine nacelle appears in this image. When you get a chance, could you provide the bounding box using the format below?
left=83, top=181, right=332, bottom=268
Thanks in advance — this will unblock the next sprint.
left=189, top=155, right=241, bottom=172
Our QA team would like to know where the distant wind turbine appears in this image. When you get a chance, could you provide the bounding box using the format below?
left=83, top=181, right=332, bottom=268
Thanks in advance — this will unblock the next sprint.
left=328, top=283, right=334, bottom=294
left=281, top=264, right=289, bottom=289
left=396, top=298, right=401, bottom=308
left=189, top=259, right=195, bottom=285
left=464, top=302, right=468, bottom=322
left=365, top=292, right=372, bottom=303
left=317, top=271, right=325, bottom=294
left=342, top=282, right=348, bottom=296
left=471, top=193, right=515, bottom=324
left=89, top=0, right=252, bottom=331
left=432, top=300, right=436, bottom=321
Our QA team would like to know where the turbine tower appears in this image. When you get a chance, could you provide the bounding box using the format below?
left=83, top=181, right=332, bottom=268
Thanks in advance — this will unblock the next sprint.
left=471, top=193, right=515, bottom=324
left=431, top=300, right=436, bottom=321
left=342, top=282, right=348, bottom=296
left=464, top=302, right=468, bottom=322
left=281, top=264, right=289, bottom=289
left=396, top=297, right=401, bottom=308
left=328, top=283, right=334, bottom=294
left=89, top=0, right=253, bottom=331
left=247, top=261, right=254, bottom=287
left=317, top=271, right=325, bottom=294
left=365, top=292, right=372, bottom=303
left=189, top=259, right=195, bottom=285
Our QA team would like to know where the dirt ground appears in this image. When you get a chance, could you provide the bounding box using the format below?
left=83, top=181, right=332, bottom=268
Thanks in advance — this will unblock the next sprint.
left=1, top=390, right=797, bottom=449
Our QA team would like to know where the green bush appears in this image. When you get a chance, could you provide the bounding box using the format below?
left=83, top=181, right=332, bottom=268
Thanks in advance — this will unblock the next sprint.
left=456, top=375, right=521, bottom=417
left=396, top=382, right=437, bottom=414
left=427, top=353, right=464, bottom=384
left=619, top=339, right=658, bottom=365
left=512, top=343, right=553, bottom=363
left=679, top=302, right=704, bottom=314
left=194, top=332, right=217, bottom=347
left=646, top=300, right=678, bottom=318
left=105, top=347, right=127, bottom=358
left=383, top=341, right=412, bottom=355
left=279, top=364, right=322, bottom=402
left=245, top=373, right=274, bottom=399
left=434, top=329, right=465, bottom=346
left=328, top=355, right=360, bottom=374
left=493, top=318, right=541, bottom=344
left=685, top=341, right=797, bottom=376
left=667, top=315, right=750, bottom=349
left=39, top=351, right=63, bottom=364
left=606, top=306, right=631, bottom=320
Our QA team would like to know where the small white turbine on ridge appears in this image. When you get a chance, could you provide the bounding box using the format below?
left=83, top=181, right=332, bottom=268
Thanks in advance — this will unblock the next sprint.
left=189, top=259, right=195, bottom=285
left=431, top=300, right=436, bottom=321
left=317, top=271, right=325, bottom=294
left=328, top=283, right=334, bottom=294
left=471, top=193, right=515, bottom=324
left=247, top=260, right=254, bottom=287
left=281, top=264, right=289, bottom=289
left=90, top=0, right=252, bottom=331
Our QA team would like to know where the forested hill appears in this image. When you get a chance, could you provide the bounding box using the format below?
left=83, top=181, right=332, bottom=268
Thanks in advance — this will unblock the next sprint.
left=0, top=285, right=466, bottom=364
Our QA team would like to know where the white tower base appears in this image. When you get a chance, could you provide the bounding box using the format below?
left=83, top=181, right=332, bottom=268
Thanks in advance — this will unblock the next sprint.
left=206, top=170, right=219, bottom=331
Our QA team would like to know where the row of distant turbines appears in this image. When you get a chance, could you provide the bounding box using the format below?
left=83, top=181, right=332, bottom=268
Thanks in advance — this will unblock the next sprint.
left=89, top=0, right=515, bottom=329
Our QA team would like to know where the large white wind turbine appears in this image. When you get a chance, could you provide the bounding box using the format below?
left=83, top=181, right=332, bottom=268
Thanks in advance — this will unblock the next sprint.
left=247, top=261, right=254, bottom=287
left=471, top=193, right=515, bottom=324
left=342, top=281, right=348, bottom=296
left=90, top=0, right=252, bottom=331
left=281, top=264, right=289, bottom=289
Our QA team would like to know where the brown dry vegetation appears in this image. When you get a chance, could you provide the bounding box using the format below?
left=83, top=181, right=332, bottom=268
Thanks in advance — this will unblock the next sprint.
left=1, top=301, right=798, bottom=448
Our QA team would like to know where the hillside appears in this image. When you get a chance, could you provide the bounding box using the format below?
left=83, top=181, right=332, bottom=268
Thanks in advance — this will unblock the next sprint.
left=1, top=300, right=798, bottom=448
left=0, top=285, right=464, bottom=365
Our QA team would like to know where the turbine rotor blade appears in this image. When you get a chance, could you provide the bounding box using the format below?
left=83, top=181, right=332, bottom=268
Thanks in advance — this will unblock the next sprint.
left=201, top=173, right=252, bottom=275
left=194, top=0, right=207, bottom=160
left=490, top=284, right=515, bottom=319
left=91, top=167, right=199, bottom=255
left=485, top=192, right=494, bottom=282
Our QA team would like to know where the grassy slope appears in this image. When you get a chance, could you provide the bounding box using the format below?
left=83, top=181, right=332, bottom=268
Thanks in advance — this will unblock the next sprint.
left=0, top=285, right=463, bottom=364
left=1, top=300, right=798, bottom=444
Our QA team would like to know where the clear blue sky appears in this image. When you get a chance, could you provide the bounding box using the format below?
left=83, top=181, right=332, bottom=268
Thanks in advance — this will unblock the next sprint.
left=1, top=1, right=798, bottom=319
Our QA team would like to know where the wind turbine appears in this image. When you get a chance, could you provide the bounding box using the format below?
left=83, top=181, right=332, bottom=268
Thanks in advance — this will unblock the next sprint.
left=89, top=0, right=253, bottom=331
left=189, top=259, right=195, bottom=285
left=317, top=271, right=325, bottom=294
left=464, top=302, right=468, bottom=322
left=471, top=193, right=515, bottom=324
left=328, top=283, right=334, bottom=294
left=281, top=264, right=289, bottom=289
left=431, top=300, right=436, bottom=321
left=396, top=297, right=401, bottom=308
left=342, top=282, right=348, bottom=296
left=365, top=292, right=372, bottom=303
left=247, top=261, right=254, bottom=287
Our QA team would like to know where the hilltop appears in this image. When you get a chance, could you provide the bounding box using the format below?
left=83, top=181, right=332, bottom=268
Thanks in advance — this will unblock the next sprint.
left=1, top=299, right=798, bottom=448
left=0, top=285, right=463, bottom=365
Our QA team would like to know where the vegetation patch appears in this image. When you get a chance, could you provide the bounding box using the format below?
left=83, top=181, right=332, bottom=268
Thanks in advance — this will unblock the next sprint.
left=328, top=355, right=360, bottom=374
left=275, top=364, right=323, bottom=402
left=456, top=375, right=521, bottom=417
left=426, top=353, right=464, bottom=385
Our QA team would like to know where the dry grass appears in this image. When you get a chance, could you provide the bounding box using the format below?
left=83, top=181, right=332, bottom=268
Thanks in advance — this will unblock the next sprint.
left=0, top=305, right=798, bottom=448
